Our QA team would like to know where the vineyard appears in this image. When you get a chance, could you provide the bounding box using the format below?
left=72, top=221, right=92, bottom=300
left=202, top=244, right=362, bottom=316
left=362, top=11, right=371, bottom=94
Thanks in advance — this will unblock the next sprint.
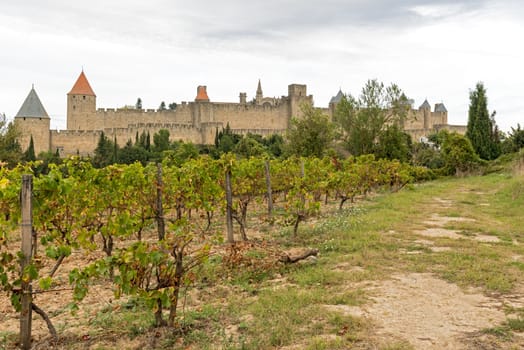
left=0, top=155, right=431, bottom=348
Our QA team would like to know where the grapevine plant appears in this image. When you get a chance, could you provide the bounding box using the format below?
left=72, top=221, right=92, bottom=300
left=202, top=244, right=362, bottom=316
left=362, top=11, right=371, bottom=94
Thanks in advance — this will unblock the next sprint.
left=0, top=155, right=430, bottom=338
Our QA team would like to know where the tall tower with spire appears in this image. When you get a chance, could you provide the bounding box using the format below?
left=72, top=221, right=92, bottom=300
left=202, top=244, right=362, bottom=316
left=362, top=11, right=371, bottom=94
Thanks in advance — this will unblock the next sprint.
left=13, top=85, right=51, bottom=155
left=67, top=70, right=96, bottom=130
left=256, top=79, right=263, bottom=105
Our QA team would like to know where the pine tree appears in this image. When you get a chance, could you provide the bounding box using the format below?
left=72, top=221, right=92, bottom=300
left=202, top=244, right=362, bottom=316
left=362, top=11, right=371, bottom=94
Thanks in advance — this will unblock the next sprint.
left=466, top=82, right=500, bottom=160
left=333, top=79, right=410, bottom=156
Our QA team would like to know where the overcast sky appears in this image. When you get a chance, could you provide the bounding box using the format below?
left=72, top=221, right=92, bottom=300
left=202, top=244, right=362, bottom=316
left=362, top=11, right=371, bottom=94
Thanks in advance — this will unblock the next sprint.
left=1, top=0, right=523, bottom=132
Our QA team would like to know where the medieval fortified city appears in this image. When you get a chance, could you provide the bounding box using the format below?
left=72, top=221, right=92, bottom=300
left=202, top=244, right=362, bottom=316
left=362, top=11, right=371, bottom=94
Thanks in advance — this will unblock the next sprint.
left=14, top=71, right=466, bottom=157
left=6, top=1, right=524, bottom=348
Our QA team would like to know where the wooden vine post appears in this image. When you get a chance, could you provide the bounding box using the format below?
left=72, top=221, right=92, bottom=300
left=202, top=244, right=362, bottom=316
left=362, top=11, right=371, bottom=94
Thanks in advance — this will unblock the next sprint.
left=264, top=160, right=273, bottom=219
left=293, top=160, right=306, bottom=237
left=156, top=163, right=165, bottom=241
left=300, top=159, right=305, bottom=205
left=20, top=174, right=33, bottom=350
left=225, top=167, right=234, bottom=243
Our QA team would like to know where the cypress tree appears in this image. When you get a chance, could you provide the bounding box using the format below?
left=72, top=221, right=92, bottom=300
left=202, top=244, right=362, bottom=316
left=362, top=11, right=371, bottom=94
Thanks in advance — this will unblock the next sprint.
left=112, top=136, right=119, bottom=163
left=466, top=82, right=500, bottom=160
left=138, top=131, right=147, bottom=148
left=214, top=128, right=219, bottom=148
left=24, top=135, right=36, bottom=161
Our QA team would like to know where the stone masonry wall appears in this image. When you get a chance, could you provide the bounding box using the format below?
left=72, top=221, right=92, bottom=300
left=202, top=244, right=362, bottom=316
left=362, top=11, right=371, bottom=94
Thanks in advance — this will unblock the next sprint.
left=212, top=102, right=290, bottom=130
left=14, top=117, right=50, bottom=156
left=51, top=123, right=205, bottom=157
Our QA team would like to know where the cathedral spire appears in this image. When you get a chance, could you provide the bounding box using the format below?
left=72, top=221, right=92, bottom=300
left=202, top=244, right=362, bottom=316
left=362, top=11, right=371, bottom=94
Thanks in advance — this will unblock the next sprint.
left=256, top=79, right=263, bottom=103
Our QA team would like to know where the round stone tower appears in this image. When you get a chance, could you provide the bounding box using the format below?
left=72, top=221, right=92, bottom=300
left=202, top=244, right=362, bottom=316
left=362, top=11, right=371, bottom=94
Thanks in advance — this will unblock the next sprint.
left=419, top=99, right=431, bottom=130
left=14, top=85, right=51, bottom=156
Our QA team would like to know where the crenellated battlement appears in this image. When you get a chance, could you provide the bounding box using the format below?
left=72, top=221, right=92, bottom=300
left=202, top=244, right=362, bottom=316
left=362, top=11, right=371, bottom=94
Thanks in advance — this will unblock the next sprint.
left=231, top=128, right=287, bottom=136
left=125, top=122, right=195, bottom=130
left=18, top=70, right=461, bottom=157
left=96, top=107, right=179, bottom=113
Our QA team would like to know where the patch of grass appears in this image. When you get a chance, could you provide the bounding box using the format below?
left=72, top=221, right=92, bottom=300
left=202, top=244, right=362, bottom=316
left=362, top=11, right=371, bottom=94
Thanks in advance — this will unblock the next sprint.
left=310, top=207, right=365, bottom=235
left=482, top=325, right=513, bottom=341
left=288, top=265, right=347, bottom=287
left=195, top=254, right=223, bottom=285
left=305, top=337, right=346, bottom=350
left=0, top=332, right=15, bottom=350
left=327, top=312, right=365, bottom=334
left=457, top=230, right=476, bottom=237
left=510, top=261, right=524, bottom=271
left=406, top=246, right=517, bottom=293
left=506, top=317, right=524, bottom=332
left=90, top=299, right=155, bottom=339
left=482, top=317, right=524, bottom=341
left=405, top=244, right=431, bottom=253
left=229, top=269, right=274, bottom=294
left=180, top=304, right=222, bottom=326
left=508, top=179, right=524, bottom=201
left=179, top=329, right=211, bottom=347
left=325, top=289, right=367, bottom=306
left=242, top=287, right=367, bottom=348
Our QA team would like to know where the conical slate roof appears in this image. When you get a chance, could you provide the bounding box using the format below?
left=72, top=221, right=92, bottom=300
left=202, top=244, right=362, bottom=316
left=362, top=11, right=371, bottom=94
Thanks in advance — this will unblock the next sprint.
left=435, top=103, right=447, bottom=113
left=419, top=99, right=431, bottom=110
left=329, top=89, right=344, bottom=104
left=15, top=86, right=49, bottom=118
left=68, top=71, right=96, bottom=96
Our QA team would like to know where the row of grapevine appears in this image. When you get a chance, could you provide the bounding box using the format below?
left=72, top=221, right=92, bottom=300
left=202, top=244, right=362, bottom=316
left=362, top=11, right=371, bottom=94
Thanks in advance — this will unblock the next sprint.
left=0, top=154, right=430, bottom=344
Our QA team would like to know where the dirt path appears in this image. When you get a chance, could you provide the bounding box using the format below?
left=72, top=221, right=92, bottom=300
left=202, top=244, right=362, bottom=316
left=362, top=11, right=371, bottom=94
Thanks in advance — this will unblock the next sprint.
left=364, top=273, right=505, bottom=349
left=340, top=196, right=524, bottom=349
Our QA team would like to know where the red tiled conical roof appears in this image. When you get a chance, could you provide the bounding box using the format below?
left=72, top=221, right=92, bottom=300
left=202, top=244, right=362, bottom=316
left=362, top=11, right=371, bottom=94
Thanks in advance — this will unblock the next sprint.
left=68, top=71, right=96, bottom=96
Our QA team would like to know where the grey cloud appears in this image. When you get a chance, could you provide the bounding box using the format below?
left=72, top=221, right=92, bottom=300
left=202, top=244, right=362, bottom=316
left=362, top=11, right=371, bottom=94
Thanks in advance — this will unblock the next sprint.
left=2, top=0, right=489, bottom=44
left=0, top=0, right=517, bottom=60
left=182, top=0, right=489, bottom=38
